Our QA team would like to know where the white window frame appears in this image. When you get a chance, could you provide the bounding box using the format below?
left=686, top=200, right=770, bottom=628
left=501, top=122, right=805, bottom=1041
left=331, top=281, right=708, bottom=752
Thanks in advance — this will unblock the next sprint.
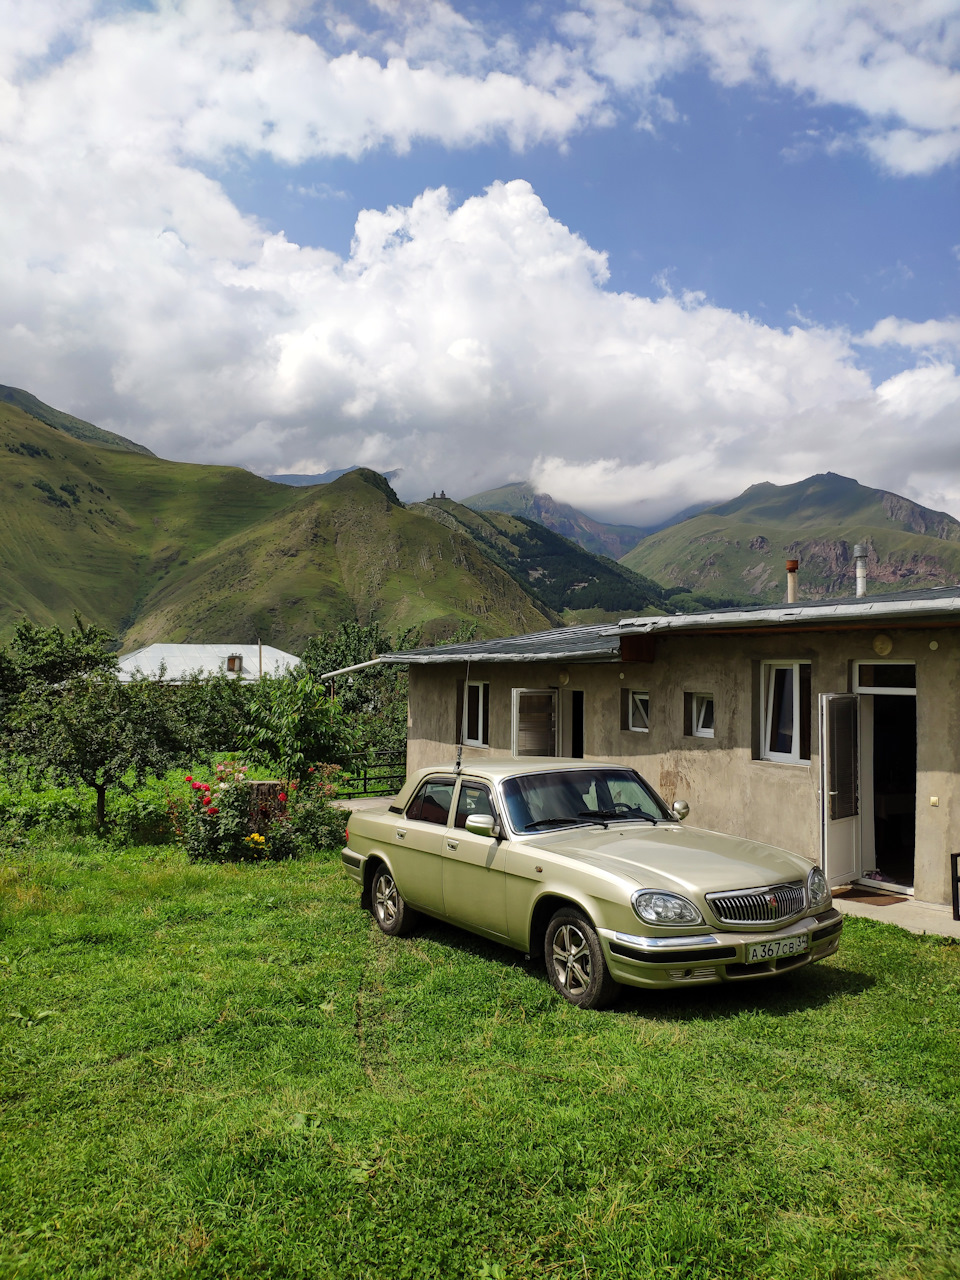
left=761, top=661, right=810, bottom=764
left=462, top=680, right=490, bottom=747
left=511, top=688, right=558, bottom=757
left=628, top=690, right=650, bottom=733
left=852, top=661, right=916, bottom=696
left=692, top=693, right=714, bottom=739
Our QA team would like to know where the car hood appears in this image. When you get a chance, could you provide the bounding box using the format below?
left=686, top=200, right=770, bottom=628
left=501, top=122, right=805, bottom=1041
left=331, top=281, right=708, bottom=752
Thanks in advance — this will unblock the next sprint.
left=530, top=823, right=810, bottom=894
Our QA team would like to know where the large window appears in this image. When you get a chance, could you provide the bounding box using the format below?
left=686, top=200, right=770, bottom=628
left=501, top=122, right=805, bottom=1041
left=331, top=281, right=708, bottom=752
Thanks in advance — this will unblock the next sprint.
left=512, top=689, right=557, bottom=757
left=761, top=662, right=811, bottom=763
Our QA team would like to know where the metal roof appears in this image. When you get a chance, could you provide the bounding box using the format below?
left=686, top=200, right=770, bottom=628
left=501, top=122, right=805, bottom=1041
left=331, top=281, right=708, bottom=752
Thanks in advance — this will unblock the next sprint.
left=378, top=586, right=960, bottom=665
left=117, top=643, right=300, bottom=682
left=612, top=585, right=960, bottom=635
left=383, top=622, right=622, bottom=665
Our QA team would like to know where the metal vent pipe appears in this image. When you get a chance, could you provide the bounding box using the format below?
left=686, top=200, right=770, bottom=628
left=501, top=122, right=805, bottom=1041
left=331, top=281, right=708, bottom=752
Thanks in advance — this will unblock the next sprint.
left=786, top=559, right=799, bottom=604
left=853, top=543, right=868, bottom=598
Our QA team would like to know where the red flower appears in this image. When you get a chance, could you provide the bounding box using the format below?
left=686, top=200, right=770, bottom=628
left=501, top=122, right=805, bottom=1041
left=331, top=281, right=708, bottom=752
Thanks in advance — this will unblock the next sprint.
left=185, top=775, right=193, bottom=782
left=202, top=795, right=211, bottom=806
left=207, top=806, right=219, bottom=815
left=191, top=782, right=200, bottom=790
left=201, top=783, right=211, bottom=792
left=278, top=792, right=287, bottom=803
left=308, top=767, right=315, bottom=774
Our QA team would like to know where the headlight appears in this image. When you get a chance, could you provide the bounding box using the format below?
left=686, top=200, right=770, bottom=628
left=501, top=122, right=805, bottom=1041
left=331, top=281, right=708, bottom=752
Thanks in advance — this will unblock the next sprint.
left=632, top=891, right=703, bottom=926
left=807, top=866, right=831, bottom=911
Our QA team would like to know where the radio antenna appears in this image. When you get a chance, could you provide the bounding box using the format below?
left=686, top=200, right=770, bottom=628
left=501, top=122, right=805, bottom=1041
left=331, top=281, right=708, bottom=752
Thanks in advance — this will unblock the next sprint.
left=456, top=658, right=471, bottom=774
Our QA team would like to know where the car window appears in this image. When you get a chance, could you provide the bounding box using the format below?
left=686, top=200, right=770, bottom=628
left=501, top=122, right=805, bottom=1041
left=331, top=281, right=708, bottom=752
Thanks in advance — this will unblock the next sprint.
left=502, top=768, right=668, bottom=831
left=405, top=778, right=456, bottom=826
left=454, top=783, right=495, bottom=829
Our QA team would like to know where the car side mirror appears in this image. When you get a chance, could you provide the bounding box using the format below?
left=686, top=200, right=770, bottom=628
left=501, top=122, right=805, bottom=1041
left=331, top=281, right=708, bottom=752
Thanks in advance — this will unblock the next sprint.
left=464, top=814, right=497, bottom=838
left=672, top=800, right=690, bottom=822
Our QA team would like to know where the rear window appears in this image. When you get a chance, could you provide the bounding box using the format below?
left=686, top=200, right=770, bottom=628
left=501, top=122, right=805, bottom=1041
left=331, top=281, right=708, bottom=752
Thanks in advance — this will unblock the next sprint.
left=405, top=778, right=456, bottom=826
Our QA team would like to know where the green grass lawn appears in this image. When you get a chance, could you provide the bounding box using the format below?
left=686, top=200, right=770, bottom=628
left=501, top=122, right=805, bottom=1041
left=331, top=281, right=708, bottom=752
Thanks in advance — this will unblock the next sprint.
left=2, top=843, right=959, bottom=1280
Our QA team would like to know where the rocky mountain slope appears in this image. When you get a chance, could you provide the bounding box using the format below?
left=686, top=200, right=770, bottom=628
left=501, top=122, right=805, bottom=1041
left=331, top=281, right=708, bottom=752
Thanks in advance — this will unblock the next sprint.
left=411, top=497, right=666, bottom=622
left=621, top=472, right=960, bottom=603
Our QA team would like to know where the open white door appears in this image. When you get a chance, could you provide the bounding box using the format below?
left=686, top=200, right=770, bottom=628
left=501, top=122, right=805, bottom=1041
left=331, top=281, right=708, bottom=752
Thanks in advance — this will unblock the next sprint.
left=820, top=693, right=859, bottom=886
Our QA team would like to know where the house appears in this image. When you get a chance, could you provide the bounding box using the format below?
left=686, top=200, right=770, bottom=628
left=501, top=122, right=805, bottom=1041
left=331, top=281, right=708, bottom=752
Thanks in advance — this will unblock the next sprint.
left=365, top=585, right=960, bottom=909
left=117, top=642, right=299, bottom=683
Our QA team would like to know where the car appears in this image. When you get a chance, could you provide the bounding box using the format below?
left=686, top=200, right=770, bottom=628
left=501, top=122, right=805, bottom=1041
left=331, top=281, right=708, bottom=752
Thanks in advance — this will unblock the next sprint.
left=341, top=759, right=843, bottom=1009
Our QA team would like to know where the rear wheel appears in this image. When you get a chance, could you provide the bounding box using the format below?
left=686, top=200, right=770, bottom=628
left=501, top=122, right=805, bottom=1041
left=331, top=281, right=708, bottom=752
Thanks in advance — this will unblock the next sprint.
left=545, top=909, right=620, bottom=1009
left=370, top=863, right=417, bottom=937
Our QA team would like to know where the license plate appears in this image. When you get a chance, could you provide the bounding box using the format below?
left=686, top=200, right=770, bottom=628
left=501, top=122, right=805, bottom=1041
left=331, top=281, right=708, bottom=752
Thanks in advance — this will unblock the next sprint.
left=747, top=934, right=809, bottom=963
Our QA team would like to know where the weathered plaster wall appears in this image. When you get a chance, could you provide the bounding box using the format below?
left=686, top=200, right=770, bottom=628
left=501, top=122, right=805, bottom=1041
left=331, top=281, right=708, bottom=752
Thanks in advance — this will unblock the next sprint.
left=405, top=627, right=960, bottom=905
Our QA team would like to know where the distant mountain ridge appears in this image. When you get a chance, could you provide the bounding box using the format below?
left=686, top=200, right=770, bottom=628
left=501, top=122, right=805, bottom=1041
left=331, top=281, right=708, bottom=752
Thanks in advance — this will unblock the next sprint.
left=0, top=385, right=155, bottom=456
left=267, top=466, right=401, bottom=487
left=462, top=482, right=649, bottom=560
left=621, top=472, right=960, bottom=604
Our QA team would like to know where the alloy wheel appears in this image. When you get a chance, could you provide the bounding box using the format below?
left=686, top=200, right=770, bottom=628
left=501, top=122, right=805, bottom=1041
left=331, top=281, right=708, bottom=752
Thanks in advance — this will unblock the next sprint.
left=552, top=923, right=592, bottom=996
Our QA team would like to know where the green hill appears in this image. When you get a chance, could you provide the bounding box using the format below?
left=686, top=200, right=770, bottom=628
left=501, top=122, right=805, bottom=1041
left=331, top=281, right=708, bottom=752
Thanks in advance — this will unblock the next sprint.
left=621, top=472, right=960, bottom=604
left=0, top=403, right=552, bottom=648
left=0, top=385, right=155, bottom=456
left=462, top=482, right=650, bottom=561
left=411, top=497, right=666, bottom=622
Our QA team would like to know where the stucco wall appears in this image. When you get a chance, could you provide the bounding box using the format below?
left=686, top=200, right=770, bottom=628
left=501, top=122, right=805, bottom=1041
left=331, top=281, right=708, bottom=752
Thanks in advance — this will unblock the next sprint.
left=405, top=626, right=960, bottom=906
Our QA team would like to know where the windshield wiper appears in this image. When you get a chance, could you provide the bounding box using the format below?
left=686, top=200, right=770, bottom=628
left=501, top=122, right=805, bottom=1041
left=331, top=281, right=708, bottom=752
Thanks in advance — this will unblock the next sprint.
left=523, top=816, right=595, bottom=831
left=579, top=809, right=659, bottom=826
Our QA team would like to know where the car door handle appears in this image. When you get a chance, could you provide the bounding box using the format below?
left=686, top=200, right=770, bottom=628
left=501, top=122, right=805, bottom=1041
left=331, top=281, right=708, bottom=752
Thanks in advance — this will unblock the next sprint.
left=396, top=829, right=406, bottom=839
left=446, top=839, right=459, bottom=850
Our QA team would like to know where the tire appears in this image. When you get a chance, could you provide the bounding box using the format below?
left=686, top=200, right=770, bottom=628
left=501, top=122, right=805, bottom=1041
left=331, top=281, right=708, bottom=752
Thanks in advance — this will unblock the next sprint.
left=544, top=908, right=620, bottom=1009
left=370, top=863, right=417, bottom=937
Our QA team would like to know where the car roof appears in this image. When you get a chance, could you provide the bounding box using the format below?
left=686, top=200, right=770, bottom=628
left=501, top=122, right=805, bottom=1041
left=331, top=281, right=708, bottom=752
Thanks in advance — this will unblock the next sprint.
left=394, top=758, right=637, bottom=805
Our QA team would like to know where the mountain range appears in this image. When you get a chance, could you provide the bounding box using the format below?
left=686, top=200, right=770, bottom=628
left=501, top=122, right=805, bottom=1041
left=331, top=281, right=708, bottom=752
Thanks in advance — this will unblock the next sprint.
left=0, top=393, right=663, bottom=649
left=621, top=472, right=960, bottom=605
left=3, top=383, right=960, bottom=649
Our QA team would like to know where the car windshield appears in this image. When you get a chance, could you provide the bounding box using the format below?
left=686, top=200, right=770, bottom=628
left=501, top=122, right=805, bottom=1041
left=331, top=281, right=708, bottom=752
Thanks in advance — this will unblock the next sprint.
left=501, top=768, right=669, bottom=833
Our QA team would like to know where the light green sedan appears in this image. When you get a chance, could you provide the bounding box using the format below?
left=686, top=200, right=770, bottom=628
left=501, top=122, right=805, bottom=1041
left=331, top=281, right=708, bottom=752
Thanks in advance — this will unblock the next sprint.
left=341, top=759, right=842, bottom=1009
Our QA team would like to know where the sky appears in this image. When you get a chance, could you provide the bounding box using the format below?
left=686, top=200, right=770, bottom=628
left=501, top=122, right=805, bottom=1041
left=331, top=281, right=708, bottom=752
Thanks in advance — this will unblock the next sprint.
left=1, top=0, right=958, bottom=527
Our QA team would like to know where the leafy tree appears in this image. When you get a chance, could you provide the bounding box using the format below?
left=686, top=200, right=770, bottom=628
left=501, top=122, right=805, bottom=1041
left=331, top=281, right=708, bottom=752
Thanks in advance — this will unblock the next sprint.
left=300, top=622, right=415, bottom=756
left=168, top=670, right=253, bottom=759
left=241, top=671, right=353, bottom=782
left=6, top=672, right=180, bottom=829
left=0, top=615, right=116, bottom=723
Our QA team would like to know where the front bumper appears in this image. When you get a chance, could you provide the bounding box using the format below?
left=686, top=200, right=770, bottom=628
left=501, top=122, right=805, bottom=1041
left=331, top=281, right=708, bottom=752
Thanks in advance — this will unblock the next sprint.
left=599, top=909, right=843, bottom=989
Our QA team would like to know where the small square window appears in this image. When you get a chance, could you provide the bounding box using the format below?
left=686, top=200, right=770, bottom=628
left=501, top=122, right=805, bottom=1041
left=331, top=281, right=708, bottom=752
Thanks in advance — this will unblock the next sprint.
left=226, top=654, right=243, bottom=674
left=693, top=693, right=714, bottom=738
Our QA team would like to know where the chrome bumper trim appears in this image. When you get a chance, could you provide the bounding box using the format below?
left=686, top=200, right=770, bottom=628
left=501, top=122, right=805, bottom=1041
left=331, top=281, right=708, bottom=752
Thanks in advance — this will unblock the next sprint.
left=612, top=931, right=720, bottom=951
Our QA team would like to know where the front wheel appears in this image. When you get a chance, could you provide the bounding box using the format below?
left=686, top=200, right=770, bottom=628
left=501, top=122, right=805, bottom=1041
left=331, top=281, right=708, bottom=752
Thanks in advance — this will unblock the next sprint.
left=371, top=863, right=417, bottom=937
left=545, top=909, right=620, bottom=1009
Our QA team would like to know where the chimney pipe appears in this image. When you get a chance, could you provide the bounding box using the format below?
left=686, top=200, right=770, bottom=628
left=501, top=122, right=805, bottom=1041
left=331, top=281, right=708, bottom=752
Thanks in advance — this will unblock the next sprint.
left=786, top=559, right=799, bottom=605
left=853, top=544, right=868, bottom=598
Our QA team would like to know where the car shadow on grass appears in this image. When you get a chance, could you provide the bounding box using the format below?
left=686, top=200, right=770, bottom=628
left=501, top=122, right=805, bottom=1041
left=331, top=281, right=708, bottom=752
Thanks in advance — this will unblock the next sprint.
left=405, top=916, right=874, bottom=1020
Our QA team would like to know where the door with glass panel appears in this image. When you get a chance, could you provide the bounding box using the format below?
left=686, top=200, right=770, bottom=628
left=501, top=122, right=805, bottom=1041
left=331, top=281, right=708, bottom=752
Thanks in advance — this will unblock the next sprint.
left=819, top=694, right=860, bottom=887
left=441, top=780, right=508, bottom=936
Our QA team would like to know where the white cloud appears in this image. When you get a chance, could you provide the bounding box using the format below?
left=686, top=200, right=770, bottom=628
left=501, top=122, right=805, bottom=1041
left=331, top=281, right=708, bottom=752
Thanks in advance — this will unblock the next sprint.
left=0, top=2, right=957, bottom=529
left=562, top=0, right=960, bottom=175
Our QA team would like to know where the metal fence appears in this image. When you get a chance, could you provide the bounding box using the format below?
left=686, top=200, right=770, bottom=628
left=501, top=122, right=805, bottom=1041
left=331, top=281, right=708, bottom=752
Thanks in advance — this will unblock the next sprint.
left=338, top=750, right=406, bottom=799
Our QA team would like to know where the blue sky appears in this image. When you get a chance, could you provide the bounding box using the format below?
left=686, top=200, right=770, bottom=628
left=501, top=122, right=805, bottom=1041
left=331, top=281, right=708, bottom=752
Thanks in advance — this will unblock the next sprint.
left=1, top=1, right=958, bottom=524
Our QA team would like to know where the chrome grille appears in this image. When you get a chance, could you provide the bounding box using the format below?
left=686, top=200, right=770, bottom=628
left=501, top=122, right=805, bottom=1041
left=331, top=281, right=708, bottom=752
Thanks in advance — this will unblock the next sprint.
left=706, top=882, right=805, bottom=927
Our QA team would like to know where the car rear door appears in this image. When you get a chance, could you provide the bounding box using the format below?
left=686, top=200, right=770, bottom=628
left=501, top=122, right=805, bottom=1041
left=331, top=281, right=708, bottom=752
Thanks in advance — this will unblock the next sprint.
left=390, top=775, right=454, bottom=915
left=442, top=780, right=508, bottom=937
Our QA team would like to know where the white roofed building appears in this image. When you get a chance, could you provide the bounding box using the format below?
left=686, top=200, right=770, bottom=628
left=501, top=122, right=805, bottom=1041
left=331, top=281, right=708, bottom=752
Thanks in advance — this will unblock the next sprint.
left=117, top=643, right=299, bottom=684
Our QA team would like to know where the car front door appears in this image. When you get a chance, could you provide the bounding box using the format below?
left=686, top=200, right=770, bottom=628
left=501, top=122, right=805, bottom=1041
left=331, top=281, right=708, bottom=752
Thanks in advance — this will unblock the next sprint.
left=391, top=775, right=454, bottom=915
left=442, top=781, right=509, bottom=938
